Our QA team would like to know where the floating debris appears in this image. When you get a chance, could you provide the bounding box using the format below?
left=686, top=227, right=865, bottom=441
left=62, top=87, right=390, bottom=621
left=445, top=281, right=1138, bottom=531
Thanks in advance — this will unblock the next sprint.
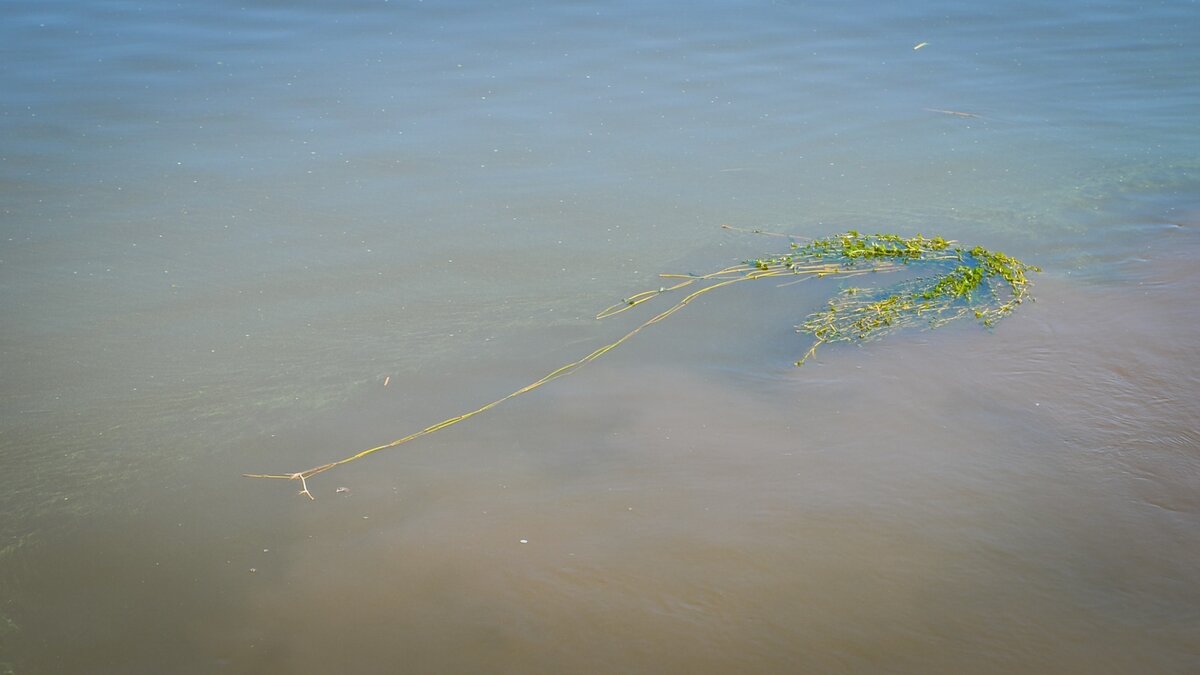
left=924, top=107, right=981, bottom=118
left=245, top=230, right=1037, bottom=498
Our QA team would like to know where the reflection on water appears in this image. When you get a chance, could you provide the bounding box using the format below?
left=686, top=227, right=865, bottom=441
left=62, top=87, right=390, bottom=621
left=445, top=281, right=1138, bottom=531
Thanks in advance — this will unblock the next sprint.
left=2, top=0, right=1199, bottom=672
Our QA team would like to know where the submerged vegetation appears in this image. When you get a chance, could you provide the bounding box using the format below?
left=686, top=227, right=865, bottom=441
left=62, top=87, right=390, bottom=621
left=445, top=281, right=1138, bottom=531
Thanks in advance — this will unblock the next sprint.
left=786, top=232, right=1037, bottom=364
left=246, top=230, right=1038, bottom=498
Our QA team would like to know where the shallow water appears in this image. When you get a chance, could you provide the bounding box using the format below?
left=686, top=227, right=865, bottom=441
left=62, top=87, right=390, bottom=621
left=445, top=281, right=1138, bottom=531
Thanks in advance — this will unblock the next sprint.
left=2, top=0, right=1198, bottom=672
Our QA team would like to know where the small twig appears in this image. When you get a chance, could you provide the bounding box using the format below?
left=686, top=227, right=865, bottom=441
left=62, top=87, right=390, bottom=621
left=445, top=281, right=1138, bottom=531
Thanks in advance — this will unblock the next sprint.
left=923, top=108, right=981, bottom=118
left=292, top=472, right=315, bottom=501
left=721, top=224, right=805, bottom=240
left=796, top=340, right=823, bottom=366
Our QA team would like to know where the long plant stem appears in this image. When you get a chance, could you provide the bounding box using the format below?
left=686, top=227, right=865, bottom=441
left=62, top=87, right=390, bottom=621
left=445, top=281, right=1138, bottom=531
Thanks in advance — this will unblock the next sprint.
left=243, top=266, right=858, bottom=493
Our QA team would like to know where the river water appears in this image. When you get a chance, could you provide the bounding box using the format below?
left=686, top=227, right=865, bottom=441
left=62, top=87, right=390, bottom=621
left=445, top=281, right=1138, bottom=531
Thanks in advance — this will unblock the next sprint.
left=2, top=0, right=1198, bottom=672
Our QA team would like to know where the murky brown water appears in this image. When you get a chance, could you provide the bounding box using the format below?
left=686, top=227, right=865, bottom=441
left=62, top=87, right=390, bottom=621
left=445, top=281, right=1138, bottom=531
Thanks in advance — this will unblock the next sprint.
left=7, top=223, right=1197, bottom=673
left=3, top=1, right=1199, bottom=673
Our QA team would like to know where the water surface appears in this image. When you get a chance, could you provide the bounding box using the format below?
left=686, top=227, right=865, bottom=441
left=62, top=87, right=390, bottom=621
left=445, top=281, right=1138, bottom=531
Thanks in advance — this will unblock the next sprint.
left=2, top=0, right=1198, bottom=672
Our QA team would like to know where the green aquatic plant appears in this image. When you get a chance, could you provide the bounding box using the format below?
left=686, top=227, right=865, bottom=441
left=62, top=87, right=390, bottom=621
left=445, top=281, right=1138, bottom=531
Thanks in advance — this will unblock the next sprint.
left=246, top=230, right=1038, bottom=497
left=786, top=234, right=1038, bottom=364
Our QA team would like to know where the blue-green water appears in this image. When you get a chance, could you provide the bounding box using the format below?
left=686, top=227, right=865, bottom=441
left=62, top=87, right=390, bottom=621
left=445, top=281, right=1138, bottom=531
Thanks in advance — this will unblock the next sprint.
left=2, top=1, right=1198, bottom=672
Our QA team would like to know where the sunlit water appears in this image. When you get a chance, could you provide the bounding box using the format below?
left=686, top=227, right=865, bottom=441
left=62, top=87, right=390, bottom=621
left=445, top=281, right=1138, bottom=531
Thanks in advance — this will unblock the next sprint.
left=2, top=0, right=1198, bottom=672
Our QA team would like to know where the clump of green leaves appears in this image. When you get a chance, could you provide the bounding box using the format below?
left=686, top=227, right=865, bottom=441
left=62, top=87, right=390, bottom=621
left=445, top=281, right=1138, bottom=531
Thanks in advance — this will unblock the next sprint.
left=614, top=230, right=1038, bottom=366
left=789, top=233, right=1039, bottom=365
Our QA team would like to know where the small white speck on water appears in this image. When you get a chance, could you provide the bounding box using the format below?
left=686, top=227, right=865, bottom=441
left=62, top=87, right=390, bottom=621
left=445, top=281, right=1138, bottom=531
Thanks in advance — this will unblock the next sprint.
left=249, top=568, right=257, bottom=573
left=519, top=539, right=529, bottom=544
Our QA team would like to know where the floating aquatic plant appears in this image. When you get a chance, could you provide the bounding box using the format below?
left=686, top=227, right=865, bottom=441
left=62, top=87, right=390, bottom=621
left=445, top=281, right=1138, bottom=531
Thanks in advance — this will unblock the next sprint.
left=246, top=229, right=1038, bottom=498
left=788, top=233, right=1036, bottom=364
